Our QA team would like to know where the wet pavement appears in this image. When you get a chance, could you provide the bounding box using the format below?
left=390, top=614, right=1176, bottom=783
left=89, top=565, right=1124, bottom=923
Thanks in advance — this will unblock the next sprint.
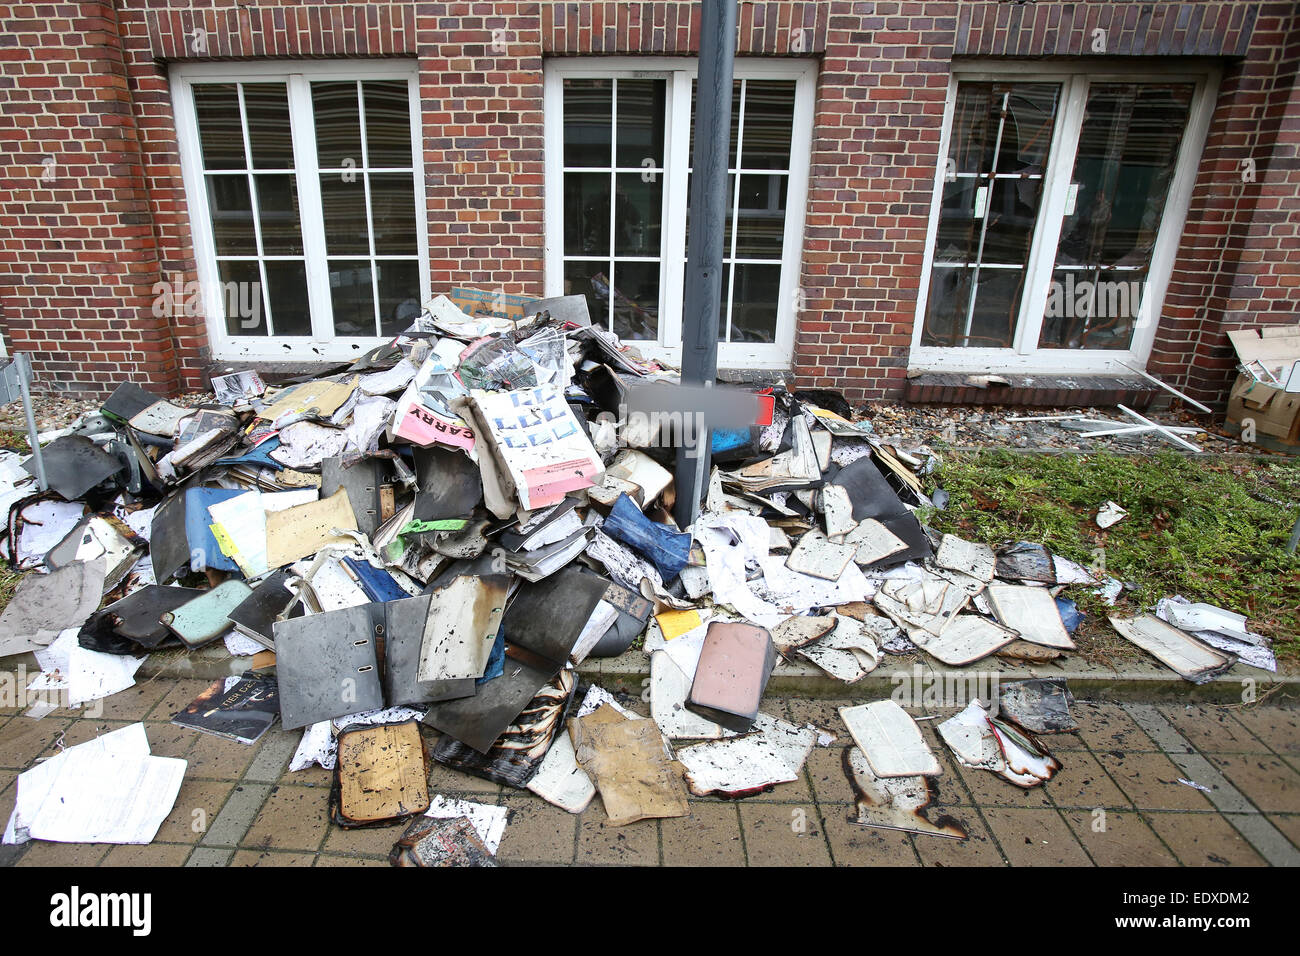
left=2, top=678, right=1296, bottom=867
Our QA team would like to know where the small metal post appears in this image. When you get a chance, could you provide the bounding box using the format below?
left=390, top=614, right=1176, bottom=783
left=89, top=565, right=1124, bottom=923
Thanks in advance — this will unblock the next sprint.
left=16, top=353, right=46, bottom=491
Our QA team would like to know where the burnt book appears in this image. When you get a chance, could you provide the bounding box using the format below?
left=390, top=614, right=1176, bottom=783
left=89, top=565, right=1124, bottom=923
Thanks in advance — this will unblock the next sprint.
left=227, top=570, right=300, bottom=650
left=423, top=566, right=608, bottom=754
left=171, top=674, right=279, bottom=745
left=686, top=622, right=778, bottom=733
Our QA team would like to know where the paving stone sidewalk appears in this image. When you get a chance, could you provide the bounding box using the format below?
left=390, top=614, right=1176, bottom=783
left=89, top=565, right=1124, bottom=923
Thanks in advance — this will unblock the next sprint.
left=1, top=677, right=1297, bottom=867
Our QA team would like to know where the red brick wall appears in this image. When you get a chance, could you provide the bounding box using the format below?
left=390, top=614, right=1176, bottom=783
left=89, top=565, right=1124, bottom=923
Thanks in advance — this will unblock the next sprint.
left=0, top=2, right=177, bottom=395
left=0, top=1, right=1296, bottom=407
left=1148, top=1, right=1300, bottom=404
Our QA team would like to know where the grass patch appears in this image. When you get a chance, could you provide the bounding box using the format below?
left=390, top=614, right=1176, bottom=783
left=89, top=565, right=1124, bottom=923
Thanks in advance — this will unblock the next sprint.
left=0, top=565, right=22, bottom=616
left=0, top=430, right=30, bottom=453
left=928, top=450, right=1300, bottom=663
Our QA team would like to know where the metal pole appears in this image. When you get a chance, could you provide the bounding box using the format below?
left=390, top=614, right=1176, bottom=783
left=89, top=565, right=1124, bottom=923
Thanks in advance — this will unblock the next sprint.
left=674, top=0, right=736, bottom=529
left=16, top=353, right=46, bottom=491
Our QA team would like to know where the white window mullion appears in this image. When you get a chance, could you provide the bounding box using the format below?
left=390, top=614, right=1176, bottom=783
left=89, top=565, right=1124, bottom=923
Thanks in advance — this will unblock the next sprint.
left=606, top=79, right=618, bottom=333
left=769, top=63, right=816, bottom=366
left=288, top=74, right=333, bottom=342
left=1013, top=75, right=1087, bottom=355
left=356, top=80, right=382, bottom=337
left=409, top=72, right=432, bottom=316
left=235, top=84, right=276, bottom=336
left=659, top=72, right=690, bottom=352
left=723, top=79, right=746, bottom=343
left=542, top=70, right=564, bottom=300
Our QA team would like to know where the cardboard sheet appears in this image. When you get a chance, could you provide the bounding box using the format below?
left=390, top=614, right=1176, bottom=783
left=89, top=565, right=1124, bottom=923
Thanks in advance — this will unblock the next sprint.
left=265, top=488, right=359, bottom=568
left=570, top=706, right=689, bottom=826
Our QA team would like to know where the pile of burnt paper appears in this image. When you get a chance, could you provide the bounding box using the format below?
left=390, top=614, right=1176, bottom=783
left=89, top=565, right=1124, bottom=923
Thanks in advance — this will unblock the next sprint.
left=0, top=284, right=1254, bottom=856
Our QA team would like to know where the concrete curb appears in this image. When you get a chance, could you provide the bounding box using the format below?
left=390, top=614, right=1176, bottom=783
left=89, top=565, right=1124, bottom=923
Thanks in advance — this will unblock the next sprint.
left=7, top=644, right=1291, bottom=706
left=102, top=644, right=1300, bottom=706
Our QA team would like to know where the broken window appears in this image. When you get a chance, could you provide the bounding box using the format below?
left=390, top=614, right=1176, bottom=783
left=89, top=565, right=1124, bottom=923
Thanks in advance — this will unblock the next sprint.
left=915, top=66, right=1215, bottom=372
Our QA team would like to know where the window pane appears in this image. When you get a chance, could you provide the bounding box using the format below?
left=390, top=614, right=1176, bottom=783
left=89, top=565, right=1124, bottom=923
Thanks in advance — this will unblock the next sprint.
left=564, top=259, right=609, bottom=330
left=739, top=80, right=795, bottom=170
left=364, top=81, right=412, bottom=168
left=980, top=178, right=1042, bottom=264
left=218, top=260, right=266, bottom=336
left=264, top=260, right=312, bottom=335
left=244, top=83, right=294, bottom=169
left=564, top=172, right=610, bottom=256
left=329, top=260, right=375, bottom=336
left=616, top=79, right=666, bottom=168
left=610, top=261, right=659, bottom=340
left=1039, top=266, right=1149, bottom=349
left=1040, top=83, right=1193, bottom=351
left=689, top=80, right=741, bottom=169
left=963, top=269, right=1022, bottom=348
left=564, top=79, right=612, bottom=168
left=313, top=81, right=363, bottom=169
left=255, top=175, right=302, bottom=255
left=206, top=175, right=256, bottom=255
left=613, top=173, right=661, bottom=257
left=934, top=176, right=983, bottom=263
left=729, top=263, right=781, bottom=343
left=686, top=172, right=736, bottom=253
left=377, top=260, right=422, bottom=336
left=924, top=81, right=1060, bottom=348
left=998, top=85, right=1058, bottom=172
left=320, top=174, right=370, bottom=255
left=369, top=173, right=418, bottom=255
left=193, top=84, right=245, bottom=170
left=922, top=266, right=1021, bottom=348
left=734, top=174, right=787, bottom=259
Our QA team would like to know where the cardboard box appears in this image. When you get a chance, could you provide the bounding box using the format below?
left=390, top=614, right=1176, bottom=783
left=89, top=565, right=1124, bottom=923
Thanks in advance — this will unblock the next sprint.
left=1224, top=324, right=1300, bottom=453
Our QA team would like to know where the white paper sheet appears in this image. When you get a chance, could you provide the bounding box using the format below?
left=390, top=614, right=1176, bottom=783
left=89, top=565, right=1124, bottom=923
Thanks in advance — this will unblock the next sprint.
left=525, top=729, right=595, bottom=813
left=5, top=723, right=184, bottom=845
left=208, top=490, right=269, bottom=577
left=649, top=650, right=729, bottom=740
left=840, top=700, right=940, bottom=778
left=675, top=714, right=815, bottom=795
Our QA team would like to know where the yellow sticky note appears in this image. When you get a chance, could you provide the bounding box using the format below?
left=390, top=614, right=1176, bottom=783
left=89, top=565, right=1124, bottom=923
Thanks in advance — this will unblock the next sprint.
left=209, top=523, right=240, bottom=560
left=657, top=608, right=703, bottom=641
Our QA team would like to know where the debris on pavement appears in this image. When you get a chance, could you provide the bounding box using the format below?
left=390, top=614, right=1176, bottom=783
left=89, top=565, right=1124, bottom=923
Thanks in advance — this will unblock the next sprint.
left=998, top=679, right=1079, bottom=735
left=171, top=673, right=280, bottom=744
left=389, top=815, right=497, bottom=867
left=843, top=746, right=967, bottom=840
left=3, top=723, right=185, bottom=846
left=938, top=700, right=1062, bottom=789
left=676, top=714, right=817, bottom=797
left=840, top=701, right=941, bottom=778
left=0, top=288, right=1275, bottom=857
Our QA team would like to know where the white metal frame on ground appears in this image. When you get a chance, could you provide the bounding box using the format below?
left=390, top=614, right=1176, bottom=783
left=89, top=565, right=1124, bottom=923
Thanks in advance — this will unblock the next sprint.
left=171, top=59, right=429, bottom=363
left=909, top=60, right=1221, bottom=375
left=543, top=56, right=818, bottom=370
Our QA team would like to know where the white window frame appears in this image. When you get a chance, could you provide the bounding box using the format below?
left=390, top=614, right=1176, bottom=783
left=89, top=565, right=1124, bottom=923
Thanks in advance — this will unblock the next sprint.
left=171, top=60, right=429, bottom=362
left=910, top=61, right=1221, bottom=374
left=543, top=57, right=817, bottom=369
